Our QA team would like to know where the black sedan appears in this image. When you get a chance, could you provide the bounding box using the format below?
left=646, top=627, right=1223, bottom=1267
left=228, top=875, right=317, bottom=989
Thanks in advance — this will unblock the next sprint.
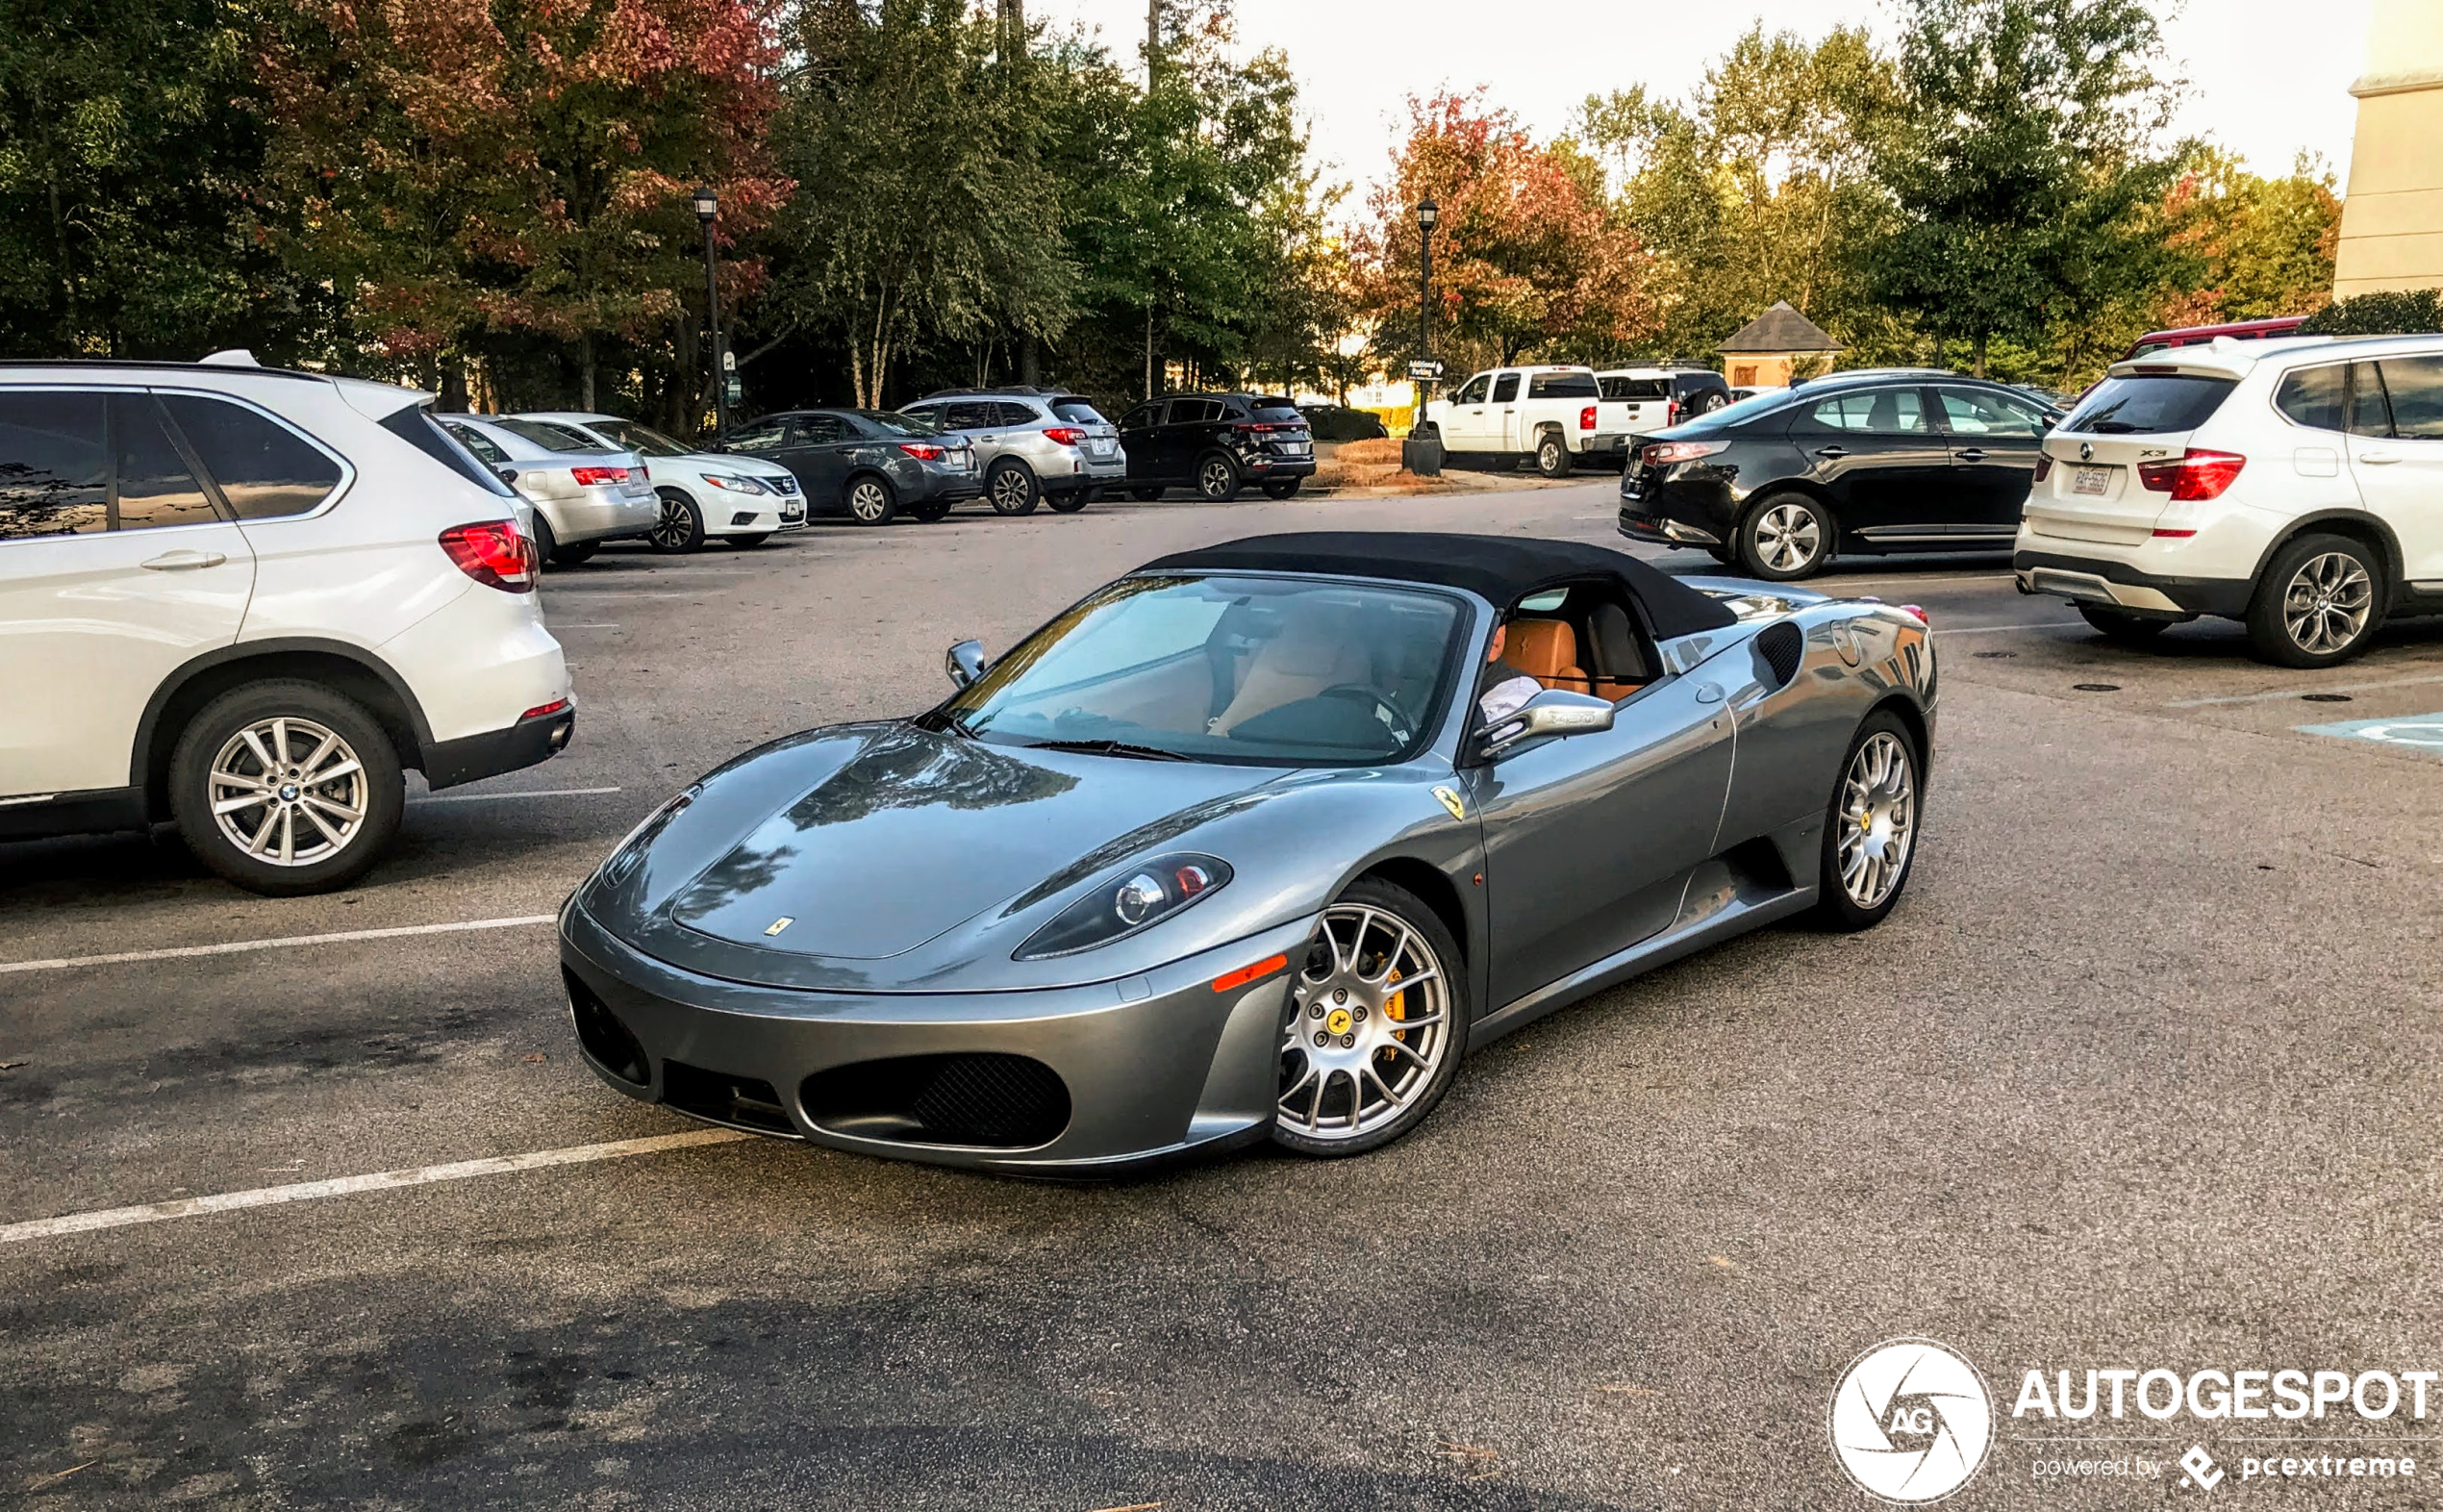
left=1618, top=371, right=2062, bottom=579
left=718, top=409, right=983, bottom=524
left=1117, top=392, right=1317, bottom=501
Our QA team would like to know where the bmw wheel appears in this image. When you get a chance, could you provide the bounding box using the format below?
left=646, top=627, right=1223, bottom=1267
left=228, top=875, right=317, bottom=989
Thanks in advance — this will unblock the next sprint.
left=1272, top=878, right=1469, bottom=1157
left=1812, top=710, right=1920, bottom=932
left=1196, top=453, right=1242, bottom=502
left=649, top=489, right=706, bottom=553
left=845, top=474, right=898, bottom=526
left=2246, top=533, right=2383, bottom=668
left=169, top=680, right=404, bottom=896
left=1737, top=492, right=1831, bottom=580
left=987, top=461, right=1040, bottom=516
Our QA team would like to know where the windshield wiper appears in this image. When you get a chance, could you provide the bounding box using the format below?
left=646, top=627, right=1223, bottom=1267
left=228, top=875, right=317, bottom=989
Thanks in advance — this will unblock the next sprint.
left=1019, top=737, right=1193, bottom=763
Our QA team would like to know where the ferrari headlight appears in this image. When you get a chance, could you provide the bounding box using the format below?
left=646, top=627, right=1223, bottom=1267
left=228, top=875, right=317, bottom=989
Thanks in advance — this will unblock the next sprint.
left=700, top=473, right=771, bottom=494
left=1016, top=852, right=1231, bottom=959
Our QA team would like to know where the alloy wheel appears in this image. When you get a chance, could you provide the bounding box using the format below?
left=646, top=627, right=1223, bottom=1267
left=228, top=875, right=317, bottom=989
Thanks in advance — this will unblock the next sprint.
left=1752, top=502, right=1823, bottom=574
left=649, top=495, right=695, bottom=550
left=207, top=716, right=369, bottom=868
left=991, top=467, right=1034, bottom=513
left=1276, top=904, right=1453, bottom=1143
left=2280, top=551, right=2373, bottom=656
left=850, top=480, right=891, bottom=523
left=1836, top=731, right=1915, bottom=911
left=1200, top=458, right=1238, bottom=500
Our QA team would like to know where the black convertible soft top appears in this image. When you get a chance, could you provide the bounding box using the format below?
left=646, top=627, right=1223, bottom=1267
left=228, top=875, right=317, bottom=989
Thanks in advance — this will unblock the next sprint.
left=1142, top=532, right=1740, bottom=642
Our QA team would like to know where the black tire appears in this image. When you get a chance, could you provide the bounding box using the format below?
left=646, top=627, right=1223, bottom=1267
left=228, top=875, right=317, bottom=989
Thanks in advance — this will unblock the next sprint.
left=649, top=489, right=706, bottom=553
left=1811, top=708, right=1922, bottom=932
left=726, top=532, right=769, bottom=548
left=1704, top=545, right=1737, bottom=567
left=1736, top=491, right=1833, bottom=581
left=1129, top=486, right=1165, bottom=502
left=1261, top=477, right=1301, bottom=500
left=552, top=539, right=599, bottom=566
left=986, top=461, right=1040, bottom=516
left=529, top=513, right=559, bottom=567
left=910, top=499, right=952, bottom=523
left=2245, top=532, right=2385, bottom=668
left=1271, top=876, right=1471, bottom=1158
left=1046, top=490, right=1090, bottom=514
left=2078, top=604, right=2174, bottom=643
left=1196, top=452, right=1242, bottom=502
left=169, top=680, right=405, bottom=896
left=844, top=473, right=898, bottom=526
left=1534, top=430, right=1572, bottom=478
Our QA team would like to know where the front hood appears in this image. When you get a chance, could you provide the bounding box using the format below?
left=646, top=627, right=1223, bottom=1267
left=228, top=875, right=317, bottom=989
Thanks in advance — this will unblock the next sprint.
left=668, top=452, right=792, bottom=480
left=579, top=722, right=1303, bottom=991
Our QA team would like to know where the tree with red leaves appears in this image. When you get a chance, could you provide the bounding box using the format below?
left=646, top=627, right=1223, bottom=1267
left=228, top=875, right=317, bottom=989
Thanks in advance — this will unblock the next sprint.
left=257, top=0, right=789, bottom=415
left=1352, top=89, right=1654, bottom=373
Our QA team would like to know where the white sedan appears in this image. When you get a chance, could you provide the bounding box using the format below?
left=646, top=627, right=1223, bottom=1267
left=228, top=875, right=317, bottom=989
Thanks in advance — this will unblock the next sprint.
left=516, top=412, right=805, bottom=552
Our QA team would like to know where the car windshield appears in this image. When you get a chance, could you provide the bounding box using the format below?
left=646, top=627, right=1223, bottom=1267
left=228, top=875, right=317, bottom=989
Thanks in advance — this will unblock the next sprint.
left=945, top=573, right=1466, bottom=767
left=1051, top=398, right=1109, bottom=425
left=589, top=419, right=692, bottom=457
left=2064, top=374, right=2237, bottom=435
left=860, top=410, right=934, bottom=437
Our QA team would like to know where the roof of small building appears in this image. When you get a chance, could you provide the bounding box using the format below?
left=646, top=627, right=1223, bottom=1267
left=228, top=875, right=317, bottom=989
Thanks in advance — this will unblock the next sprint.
left=1718, top=301, right=1843, bottom=355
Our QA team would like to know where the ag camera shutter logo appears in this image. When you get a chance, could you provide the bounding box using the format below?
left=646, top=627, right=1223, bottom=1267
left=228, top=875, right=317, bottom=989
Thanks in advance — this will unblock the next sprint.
left=1830, top=1338, right=1994, bottom=1502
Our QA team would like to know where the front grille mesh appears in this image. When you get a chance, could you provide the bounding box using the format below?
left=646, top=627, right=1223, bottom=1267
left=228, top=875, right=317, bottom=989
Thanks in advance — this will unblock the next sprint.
left=1755, top=621, right=1804, bottom=688
left=802, top=1053, right=1070, bottom=1149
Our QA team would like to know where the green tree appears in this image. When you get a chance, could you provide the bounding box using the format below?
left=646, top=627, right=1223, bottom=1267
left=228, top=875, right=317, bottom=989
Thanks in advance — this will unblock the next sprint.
left=1869, top=0, right=2183, bottom=377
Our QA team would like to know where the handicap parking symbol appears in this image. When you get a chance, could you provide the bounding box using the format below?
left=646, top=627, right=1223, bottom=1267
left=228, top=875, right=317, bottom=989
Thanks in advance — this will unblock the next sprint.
left=2298, top=712, right=2443, bottom=757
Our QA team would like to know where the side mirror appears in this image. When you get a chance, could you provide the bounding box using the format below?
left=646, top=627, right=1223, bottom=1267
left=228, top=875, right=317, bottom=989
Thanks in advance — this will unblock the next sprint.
left=1482, top=688, right=1614, bottom=759
left=495, top=466, right=520, bottom=485
left=945, top=639, right=989, bottom=689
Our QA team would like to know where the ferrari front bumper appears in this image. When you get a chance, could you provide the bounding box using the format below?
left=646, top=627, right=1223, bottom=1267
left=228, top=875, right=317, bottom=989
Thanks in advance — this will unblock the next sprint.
left=558, top=898, right=1314, bottom=1173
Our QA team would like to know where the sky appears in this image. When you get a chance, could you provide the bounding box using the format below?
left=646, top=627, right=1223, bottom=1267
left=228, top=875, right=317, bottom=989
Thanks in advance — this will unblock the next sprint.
left=1042, top=0, right=2373, bottom=198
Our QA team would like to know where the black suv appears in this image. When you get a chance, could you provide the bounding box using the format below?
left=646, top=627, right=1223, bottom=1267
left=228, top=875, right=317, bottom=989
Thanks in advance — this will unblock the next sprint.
left=1117, top=393, right=1317, bottom=501
left=1618, top=370, right=2063, bottom=579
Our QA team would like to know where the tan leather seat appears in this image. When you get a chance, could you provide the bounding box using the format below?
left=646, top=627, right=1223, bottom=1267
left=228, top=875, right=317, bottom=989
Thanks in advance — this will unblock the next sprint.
left=1211, top=604, right=1373, bottom=734
left=1506, top=618, right=1590, bottom=694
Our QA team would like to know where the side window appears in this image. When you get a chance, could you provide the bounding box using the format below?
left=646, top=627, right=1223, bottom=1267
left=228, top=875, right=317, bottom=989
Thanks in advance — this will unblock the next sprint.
left=160, top=394, right=342, bottom=520
left=1453, top=373, right=1491, bottom=405
left=1808, top=388, right=1927, bottom=434
left=724, top=417, right=788, bottom=453
left=1489, top=372, right=1521, bottom=403
left=2275, top=365, right=2348, bottom=432
left=2375, top=356, right=2443, bottom=440
left=441, top=422, right=508, bottom=466
left=2348, top=363, right=2392, bottom=438
left=997, top=402, right=1043, bottom=427
left=114, top=394, right=217, bottom=530
left=0, top=390, right=109, bottom=538
left=794, top=414, right=847, bottom=445
left=942, top=402, right=995, bottom=429
left=1170, top=398, right=1222, bottom=424
left=1935, top=388, right=2043, bottom=438
left=1120, top=403, right=1162, bottom=430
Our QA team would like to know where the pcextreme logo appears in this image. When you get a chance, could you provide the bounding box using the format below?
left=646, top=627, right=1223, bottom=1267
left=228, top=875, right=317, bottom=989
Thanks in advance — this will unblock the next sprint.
left=1829, top=1338, right=1995, bottom=1503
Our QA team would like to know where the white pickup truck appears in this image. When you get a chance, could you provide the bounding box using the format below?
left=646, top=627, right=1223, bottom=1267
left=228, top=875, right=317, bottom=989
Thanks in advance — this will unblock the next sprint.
left=1420, top=365, right=1611, bottom=477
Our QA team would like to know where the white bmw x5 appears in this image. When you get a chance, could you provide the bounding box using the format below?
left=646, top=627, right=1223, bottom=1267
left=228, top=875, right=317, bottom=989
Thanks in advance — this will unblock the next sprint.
left=2018, top=334, right=2443, bottom=667
left=0, top=355, right=573, bottom=894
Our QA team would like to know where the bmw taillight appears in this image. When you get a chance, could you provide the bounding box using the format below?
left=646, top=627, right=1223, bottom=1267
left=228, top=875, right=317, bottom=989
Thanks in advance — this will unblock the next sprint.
left=439, top=521, right=535, bottom=593
left=1579, top=405, right=1598, bottom=431
left=569, top=466, right=630, bottom=486
left=899, top=442, right=945, bottom=460
left=1043, top=427, right=1087, bottom=446
left=2137, top=448, right=2245, bottom=501
left=2033, top=454, right=2054, bottom=483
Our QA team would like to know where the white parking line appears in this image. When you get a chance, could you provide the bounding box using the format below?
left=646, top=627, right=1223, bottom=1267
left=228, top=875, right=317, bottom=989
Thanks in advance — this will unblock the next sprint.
left=414, top=786, right=622, bottom=805
left=0, top=915, right=555, bottom=975
left=2168, top=670, right=2443, bottom=708
left=0, top=1129, right=755, bottom=1245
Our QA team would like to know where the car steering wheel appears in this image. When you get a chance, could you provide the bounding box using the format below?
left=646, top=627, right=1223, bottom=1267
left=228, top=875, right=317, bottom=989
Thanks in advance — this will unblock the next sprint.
left=1317, top=684, right=1416, bottom=745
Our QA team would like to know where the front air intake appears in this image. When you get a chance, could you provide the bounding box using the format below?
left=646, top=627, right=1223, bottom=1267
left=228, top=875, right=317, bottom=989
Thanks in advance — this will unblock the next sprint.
left=565, top=968, right=648, bottom=1086
left=802, top=1054, right=1070, bottom=1149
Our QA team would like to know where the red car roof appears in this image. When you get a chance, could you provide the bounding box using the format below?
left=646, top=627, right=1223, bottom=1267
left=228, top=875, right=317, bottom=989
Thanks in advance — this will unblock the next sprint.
left=2121, top=316, right=2306, bottom=358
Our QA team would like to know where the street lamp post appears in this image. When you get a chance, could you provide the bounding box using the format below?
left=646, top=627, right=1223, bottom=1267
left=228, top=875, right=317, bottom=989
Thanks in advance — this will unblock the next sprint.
left=692, top=186, right=727, bottom=440
left=1404, top=197, right=1442, bottom=476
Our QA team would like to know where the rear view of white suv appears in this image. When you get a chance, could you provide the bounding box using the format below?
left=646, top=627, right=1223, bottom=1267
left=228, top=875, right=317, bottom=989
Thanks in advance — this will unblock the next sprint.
left=2016, top=335, right=2443, bottom=666
left=0, top=358, right=573, bottom=894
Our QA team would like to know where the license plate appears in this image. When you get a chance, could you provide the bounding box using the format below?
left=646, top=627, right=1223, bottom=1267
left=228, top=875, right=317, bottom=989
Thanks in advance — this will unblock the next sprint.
left=781, top=505, right=804, bottom=520
left=2073, top=466, right=2111, bottom=496
left=1087, top=439, right=1116, bottom=457
left=1278, top=441, right=1311, bottom=456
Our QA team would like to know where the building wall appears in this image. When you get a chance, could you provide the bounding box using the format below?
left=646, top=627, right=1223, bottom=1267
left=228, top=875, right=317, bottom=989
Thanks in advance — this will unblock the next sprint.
left=2333, top=0, right=2443, bottom=297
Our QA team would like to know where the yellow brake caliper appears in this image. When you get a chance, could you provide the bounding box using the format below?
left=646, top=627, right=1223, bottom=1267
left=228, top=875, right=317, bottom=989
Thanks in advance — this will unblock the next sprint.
left=1379, top=967, right=1406, bottom=1063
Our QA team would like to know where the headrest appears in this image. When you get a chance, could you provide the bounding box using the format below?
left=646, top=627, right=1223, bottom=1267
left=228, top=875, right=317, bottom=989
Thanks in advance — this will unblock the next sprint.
left=1507, top=618, right=1577, bottom=677
left=1588, top=601, right=1650, bottom=679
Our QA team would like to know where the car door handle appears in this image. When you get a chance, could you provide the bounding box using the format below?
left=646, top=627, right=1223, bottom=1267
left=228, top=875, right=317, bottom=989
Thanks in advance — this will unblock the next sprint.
left=140, top=550, right=227, bottom=571
left=1954, top=448, right=1988, bottom=463
left=2359, top=450, right=2400, bottom=465
left=1694, top=682, right=1725, bottom=704
left=1813, top=446, right=1849, bottom=459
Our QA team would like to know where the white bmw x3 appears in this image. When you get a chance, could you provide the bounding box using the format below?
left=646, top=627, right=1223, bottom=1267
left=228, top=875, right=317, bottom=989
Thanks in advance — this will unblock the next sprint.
left=0, top=355, right=573, bottom=894
left=2017, top=334, right=2443, bottom=667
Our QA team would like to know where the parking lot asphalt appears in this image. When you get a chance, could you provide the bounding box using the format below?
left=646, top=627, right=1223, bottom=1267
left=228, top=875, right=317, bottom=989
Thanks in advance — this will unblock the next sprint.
left=7, top=482, right=2443, bottom=1509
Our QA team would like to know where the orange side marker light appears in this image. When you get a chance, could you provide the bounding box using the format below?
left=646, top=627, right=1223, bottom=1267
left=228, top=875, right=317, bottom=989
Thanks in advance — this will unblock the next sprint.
left=1211, top=953, right=1289, bottom=993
